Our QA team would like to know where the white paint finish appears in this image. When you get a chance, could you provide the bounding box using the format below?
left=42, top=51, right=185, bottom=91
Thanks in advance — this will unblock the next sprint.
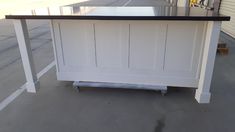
left=57, top=71, right=199, bottom=87
left=53, top=20, right=205, bottom=87
left=195, top=21, right=221, bottom=103
left=59, top=21, right=94, bottom=67
left=50, top=20, right=60, bottom=74
left=165, top=22, right=194, bottom=72
left=51, top=20, right=224, bottom=103
left=11, top=19, right=222, bottom=103
left=13, top=19, right=39, bottom=93
left=129, top=22, right=166, bottom=71
left=164, top=22, right=204, bottom=77
left=94, top=21, right=129, bottom=69
left=52, top=20, right=97, bottom=73
left=195, top=23, right=208, bottom=80
left=220, top=0, right=235, bottom=38
left=51, top=20, right=63, bottom=73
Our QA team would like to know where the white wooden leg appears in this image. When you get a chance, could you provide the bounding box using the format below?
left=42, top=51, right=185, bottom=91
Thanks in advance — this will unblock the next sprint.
left=13, top=19, right=39, bottom=93
left=195, top=21, right=221, bottom=103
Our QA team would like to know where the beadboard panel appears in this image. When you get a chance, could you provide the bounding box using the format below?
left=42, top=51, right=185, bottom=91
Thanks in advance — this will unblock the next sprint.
left=52, top=20, right=206, bottom=87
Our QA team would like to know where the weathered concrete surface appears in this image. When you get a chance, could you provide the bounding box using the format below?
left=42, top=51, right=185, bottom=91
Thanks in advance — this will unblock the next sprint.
left=0, top=53, right=235, bottom=132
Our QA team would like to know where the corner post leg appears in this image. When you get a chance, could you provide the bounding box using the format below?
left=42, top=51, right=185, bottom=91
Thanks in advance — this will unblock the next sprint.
left=13, top=19, right=39, bottom=93
left=195, top=21, right=221, bottom=103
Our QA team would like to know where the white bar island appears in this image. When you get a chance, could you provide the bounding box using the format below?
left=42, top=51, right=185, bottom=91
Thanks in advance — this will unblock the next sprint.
left=6, top=6, right=230, bottom=103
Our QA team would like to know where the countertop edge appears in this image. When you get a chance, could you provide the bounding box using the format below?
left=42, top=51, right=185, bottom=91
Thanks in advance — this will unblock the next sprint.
left=5, top=15, right=231, bottom=21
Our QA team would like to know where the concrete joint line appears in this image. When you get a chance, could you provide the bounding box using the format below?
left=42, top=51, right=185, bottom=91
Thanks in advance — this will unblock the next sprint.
left=123, top=0, right=132, bottom=6
left=0, top=60, right=55, bottom=111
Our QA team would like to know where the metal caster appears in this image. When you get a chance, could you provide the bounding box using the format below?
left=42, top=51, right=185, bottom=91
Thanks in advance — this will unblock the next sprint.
left=74, top=86, right=80, bottom=92
left=161, top=90, right=167, bottom=96
left=73, top=85, right=80, bottom=92
left=73, top=82, right=80, bottom=92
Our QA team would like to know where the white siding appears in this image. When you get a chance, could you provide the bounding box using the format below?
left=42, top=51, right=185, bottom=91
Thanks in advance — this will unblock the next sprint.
left=220, top=0, right=235, bottom=38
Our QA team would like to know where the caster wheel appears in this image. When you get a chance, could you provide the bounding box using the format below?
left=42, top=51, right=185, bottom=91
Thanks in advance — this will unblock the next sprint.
left=75, top=86, right=80, bottom=92
left=76, top=86, right=80, bottom=92
left=73, top=85, right=80, bottom=92
left=73, top=81, right=80, bottom=92
left=161, top=90, right=167, bottom=96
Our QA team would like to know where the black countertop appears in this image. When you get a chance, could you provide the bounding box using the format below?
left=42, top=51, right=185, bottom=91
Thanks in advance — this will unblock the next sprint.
left=5, top=6, right=230, bottom=21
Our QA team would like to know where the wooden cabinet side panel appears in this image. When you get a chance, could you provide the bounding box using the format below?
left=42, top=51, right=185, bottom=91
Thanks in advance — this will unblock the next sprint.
left=52, top=20, right=206, bottom=87
left=129, top=22, right=166, bottom=72
left=53, top=20, right=96, bottom=72
left=94, top=21, right=129, bottom=69
left=163, top=21, right=205, bottom=78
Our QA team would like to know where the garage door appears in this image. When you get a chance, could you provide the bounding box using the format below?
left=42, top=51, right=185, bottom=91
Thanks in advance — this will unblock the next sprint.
left=220, top=0, right=235, bottom=38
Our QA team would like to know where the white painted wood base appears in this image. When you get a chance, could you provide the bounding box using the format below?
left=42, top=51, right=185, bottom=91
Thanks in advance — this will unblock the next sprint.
left=12, top=19, right=221, bottom=103
left=13, top=19, right=39, bottom=93
left=25, top=81, right=40, bottom=93
left=195, top=91, right=211, bottom=103
left=195, top=21, right=221, bottom=103
left=50, top=20, right=223, bottom=103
